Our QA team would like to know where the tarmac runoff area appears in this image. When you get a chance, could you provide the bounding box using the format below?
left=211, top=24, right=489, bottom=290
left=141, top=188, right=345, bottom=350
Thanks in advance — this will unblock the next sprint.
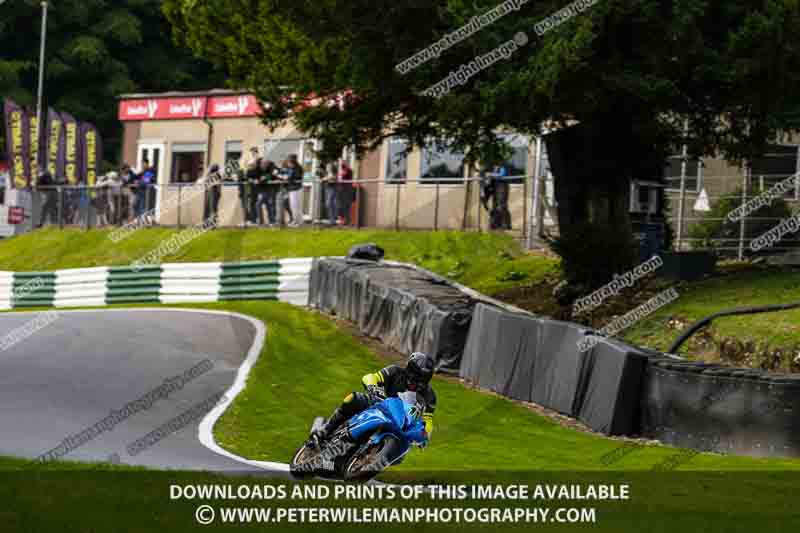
left=0, top=308, right=290, bottom=475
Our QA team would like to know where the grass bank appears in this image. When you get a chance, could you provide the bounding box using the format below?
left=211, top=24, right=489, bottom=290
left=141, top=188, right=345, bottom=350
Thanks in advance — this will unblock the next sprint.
left=0, top=228, right=557, bottom=295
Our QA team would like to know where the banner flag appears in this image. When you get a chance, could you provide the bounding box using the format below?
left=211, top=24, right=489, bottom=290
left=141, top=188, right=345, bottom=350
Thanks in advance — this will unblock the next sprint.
left=79, top=122, right=101, bottom=187
left=46, top=108, right=66, bottom=181
left=28, top=109, right=41, bottom=187
left=3, top=99, right=31, bottom=188
left=61, top=112, right=81, bottom=185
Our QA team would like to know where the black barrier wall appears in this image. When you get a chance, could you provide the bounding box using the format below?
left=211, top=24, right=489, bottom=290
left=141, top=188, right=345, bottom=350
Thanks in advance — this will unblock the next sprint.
left=640, top=360, right=800, bottom=457
left=312, top=258, right=800, bottom=458
left=310, top=258, right=474, bottom=373
left=460, top=304, right=654, bottom=436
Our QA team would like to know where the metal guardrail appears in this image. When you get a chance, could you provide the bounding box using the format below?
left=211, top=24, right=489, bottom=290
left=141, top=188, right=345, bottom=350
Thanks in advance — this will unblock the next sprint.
left=11, top=175, right=539, bottom=241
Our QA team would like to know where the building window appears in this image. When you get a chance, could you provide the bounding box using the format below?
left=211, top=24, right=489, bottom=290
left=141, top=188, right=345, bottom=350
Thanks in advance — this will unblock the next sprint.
left=497, top=133, right=529, bottom=184
left=224, top=141, right=243, bottom=176
left=751, top=144, right=799, bottom=195
left=664, top=156, right=701, bottom=193
left=385, top=138, right=409, bottom=183
left=421, top=139, right=465, bottom=184
left=264, top=138, right=301, bottom=167
left=171, top=143, right=206, bottom=183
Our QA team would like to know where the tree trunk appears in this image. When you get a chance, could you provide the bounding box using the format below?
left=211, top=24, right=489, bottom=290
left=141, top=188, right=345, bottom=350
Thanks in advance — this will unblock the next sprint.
left=544, top=117, right=664, bottom=290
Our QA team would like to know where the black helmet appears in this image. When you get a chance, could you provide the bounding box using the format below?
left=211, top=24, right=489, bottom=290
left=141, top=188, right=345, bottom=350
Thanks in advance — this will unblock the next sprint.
left=406, top=352, right=434, bottom=390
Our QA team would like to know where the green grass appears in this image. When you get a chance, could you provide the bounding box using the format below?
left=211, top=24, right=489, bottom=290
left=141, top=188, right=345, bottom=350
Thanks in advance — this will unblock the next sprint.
left=2, top=299, right=800, bottom=531
left=202, top=301, right=800, bottom=472
left=623, top=265, right=800, bottom=357
left=0, top=228, right=557, bottom=295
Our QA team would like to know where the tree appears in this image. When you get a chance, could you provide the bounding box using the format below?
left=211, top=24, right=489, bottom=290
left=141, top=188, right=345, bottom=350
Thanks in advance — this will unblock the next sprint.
left=0, top=0, right=224, bottom=164
left=164, top=0, right=800, bottom=291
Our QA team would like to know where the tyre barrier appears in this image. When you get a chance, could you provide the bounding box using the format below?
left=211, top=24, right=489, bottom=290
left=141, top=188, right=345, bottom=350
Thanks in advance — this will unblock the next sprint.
left=641, top=360, right=800, bottom=457
left=310, top=258, right=475, bottom=374
left=0, top=259, right=313, bottom=310
left=460, top=303, right=658, bottom=436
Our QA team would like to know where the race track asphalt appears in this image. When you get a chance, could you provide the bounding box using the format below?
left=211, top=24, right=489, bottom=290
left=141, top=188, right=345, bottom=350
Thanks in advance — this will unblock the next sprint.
left=0, top=308, right=285, bottom=473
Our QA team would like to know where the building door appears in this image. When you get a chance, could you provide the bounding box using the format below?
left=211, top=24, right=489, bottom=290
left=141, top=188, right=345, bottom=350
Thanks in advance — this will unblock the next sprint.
left=299, top=139, right=321, bottom=221
left=137, top=142, right=166, bottom=221
left=264, top=137, right=321, bottom=222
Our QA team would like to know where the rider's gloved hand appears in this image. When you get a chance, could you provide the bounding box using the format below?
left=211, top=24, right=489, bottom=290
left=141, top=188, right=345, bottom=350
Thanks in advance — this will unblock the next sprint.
left=366, top=384, right=385, bottom=400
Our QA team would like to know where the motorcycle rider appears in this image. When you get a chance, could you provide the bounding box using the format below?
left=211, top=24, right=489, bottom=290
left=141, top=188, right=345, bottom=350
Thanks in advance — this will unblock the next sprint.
left=312, top=352, right=437, bottom=444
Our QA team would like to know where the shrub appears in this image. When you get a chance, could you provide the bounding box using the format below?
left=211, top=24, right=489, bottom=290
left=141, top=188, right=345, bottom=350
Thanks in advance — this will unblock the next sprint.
left=688, top=188, right=793, bottom=257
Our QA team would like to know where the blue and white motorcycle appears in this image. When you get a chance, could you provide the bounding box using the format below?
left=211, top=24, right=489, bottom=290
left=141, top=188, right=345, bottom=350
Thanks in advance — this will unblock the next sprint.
left=291, top=393, right=428, bottom=482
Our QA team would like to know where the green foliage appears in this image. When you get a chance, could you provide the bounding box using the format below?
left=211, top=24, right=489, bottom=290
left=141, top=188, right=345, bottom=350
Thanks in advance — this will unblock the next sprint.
left=0, top=0, right=223, bottom=163
left=548, top=222, right=637, bottom=293
left=688, top=188, right=793, bottom=256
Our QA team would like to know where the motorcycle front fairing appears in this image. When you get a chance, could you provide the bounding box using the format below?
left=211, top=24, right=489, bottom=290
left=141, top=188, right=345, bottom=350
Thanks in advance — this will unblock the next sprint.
left=347, top=397, right=427, bottom=454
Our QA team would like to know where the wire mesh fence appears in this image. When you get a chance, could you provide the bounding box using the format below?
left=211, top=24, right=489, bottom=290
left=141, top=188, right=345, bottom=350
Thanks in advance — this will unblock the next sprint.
left=667, top=171, right=800, bottom=260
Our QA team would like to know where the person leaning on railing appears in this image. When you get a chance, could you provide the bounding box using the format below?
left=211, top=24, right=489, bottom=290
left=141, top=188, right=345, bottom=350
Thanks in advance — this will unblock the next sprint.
left=197, top=164, right=222, bottom=221
left=336, top=160, right=354, bottom=226
left=321, top=162, right=339, bottom=224
left=284, top=154, right=304, bottom=227
left=255, top=159, right=279, bottom=226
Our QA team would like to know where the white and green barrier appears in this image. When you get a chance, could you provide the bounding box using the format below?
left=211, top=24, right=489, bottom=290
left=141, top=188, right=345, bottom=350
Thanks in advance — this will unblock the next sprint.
left=0, top=259, right=313, bottom=310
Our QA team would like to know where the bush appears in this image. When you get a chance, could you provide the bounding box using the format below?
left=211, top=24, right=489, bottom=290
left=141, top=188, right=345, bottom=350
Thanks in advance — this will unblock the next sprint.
left=688, top=188, right=793, bottom=257
left=548, top=222, right=637, bottom=295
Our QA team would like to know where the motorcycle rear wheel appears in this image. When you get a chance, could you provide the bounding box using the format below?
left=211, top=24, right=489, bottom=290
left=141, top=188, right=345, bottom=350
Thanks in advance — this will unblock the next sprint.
left=343, top=436, right=403, bottom=483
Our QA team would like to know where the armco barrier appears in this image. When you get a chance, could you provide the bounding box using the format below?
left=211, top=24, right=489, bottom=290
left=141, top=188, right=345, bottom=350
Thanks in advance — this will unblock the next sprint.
left=0, top=259, right=313, bottom=310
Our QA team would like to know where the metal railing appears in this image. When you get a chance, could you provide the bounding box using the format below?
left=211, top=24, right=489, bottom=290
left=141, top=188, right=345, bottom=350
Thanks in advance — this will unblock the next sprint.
left=8, top=176, right=543, bottom=242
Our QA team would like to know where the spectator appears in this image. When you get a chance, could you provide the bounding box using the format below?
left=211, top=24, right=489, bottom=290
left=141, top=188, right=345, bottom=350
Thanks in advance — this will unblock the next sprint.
left=285, top=154, right=304, bottom=227
left=276, top=159, right=293, bottom=225
left=135, top=170, right=155, bottom=218
left=120, top=163, right=138, bottom=222
left=198, top=164, right=223, bottom=221
left=244, top=157, right=261, bottom=225
left=37, top=170, right=58, bottom=227
left=239, top=147, right=260, bottom=224
left=94, top=171, right=118, bottom=227
left=487, top=161, right=511, bottom=230
left=337, top=160, right=355, bottom=225
left=103, top=171, right=124, bottom=225
left=321, top=162, right=338, bottom=224
left=255, top=159, right=278, bottom=226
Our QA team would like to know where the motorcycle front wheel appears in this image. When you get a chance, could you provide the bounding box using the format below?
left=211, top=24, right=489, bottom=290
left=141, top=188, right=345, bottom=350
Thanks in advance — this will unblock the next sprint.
left=290, top=443, right=320, bottom=480
left=343, top=435, right=403, bottom=483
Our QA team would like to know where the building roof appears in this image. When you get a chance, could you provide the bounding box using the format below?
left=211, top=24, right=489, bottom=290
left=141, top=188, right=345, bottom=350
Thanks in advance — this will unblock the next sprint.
left=117, top=89, right=252, bottom=100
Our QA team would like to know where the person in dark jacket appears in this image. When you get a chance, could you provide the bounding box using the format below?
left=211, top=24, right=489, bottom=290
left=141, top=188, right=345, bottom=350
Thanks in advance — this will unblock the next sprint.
left=336, top=160, right=355, bottom=225
left=199, top=164, right=223, bottom=221
left=284, top=154, right=304, bottom=227
left=37, top=170, right=58, bottom=227
left=487, top=161, right=512, bottom=230
left=255, top=159, right=279, bottom=225
left=120, top=164, right=138, bottom=222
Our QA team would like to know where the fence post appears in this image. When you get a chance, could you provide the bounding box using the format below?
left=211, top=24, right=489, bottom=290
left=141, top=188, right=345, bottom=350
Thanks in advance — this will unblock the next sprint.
left=522, top=176, right=528, bottom=242
left=476, top=179, right=482, bottom=233
left=738, top=166, right=750, bottom=261
left=434, top=181, right=440, bottom=231
left=394, top=182, right=401, bottom=231
left=177, top=185, right=183, bottom=229
left=356, top=183, right=362, bottom=230
left=57, top=187, right=64, bottom=229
